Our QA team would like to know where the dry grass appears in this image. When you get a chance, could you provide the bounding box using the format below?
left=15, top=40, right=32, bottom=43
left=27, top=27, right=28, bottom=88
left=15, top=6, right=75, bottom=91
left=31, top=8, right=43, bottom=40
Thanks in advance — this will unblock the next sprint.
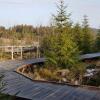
left=37, top=68, right=60, bottom=81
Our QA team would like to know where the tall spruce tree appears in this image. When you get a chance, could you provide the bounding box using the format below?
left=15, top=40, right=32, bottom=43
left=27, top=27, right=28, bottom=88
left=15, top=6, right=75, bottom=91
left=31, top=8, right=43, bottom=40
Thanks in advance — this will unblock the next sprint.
left=41, top=33, right=79, bottom=68
left=53, top=0, right=72, bottom=34
left=73, top=23, right=83, bottom=52
left=82, top=15, right=93, bottom=54
left=95, top=28, right=100, bottom=52
left=41, top=0, right=80, bottom=68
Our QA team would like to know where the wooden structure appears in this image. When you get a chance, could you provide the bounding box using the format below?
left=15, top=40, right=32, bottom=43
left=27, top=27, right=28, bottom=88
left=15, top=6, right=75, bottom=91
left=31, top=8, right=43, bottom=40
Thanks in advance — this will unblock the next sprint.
left=0, top=58, right=100, bottom=100
left=80, top=52, right=100, bottom=60
left=80, top=52, right=100, bottom=66
left=80, top=53, right=100, bottom=78
left=0, top=58, right=45, bottom=71
left=0, top=42, right=40, bottom=60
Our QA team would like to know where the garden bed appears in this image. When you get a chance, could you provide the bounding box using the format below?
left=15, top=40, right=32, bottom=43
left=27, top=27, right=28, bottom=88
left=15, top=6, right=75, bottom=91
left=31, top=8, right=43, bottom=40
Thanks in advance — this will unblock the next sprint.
left=16, top=64, right=79, bottom=86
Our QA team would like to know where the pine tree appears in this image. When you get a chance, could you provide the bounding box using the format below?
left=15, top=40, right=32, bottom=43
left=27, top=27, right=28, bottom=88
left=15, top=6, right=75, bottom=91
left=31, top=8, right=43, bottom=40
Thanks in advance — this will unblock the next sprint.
left=53, top=0, right=72, bottom=34
left=95, top=28, right=100, bottom=52
left=73, top=23, right=83, bottom=52
left=82, top=15, right=93, bottom=54
left=41, top=33, right=79, bottom=68
left=41, top=0, right=79, bottom=68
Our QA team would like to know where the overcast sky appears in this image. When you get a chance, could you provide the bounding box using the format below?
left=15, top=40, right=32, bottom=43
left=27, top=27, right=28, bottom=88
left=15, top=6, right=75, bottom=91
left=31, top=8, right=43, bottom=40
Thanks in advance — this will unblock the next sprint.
left=0, top=0, right=100, bottom=28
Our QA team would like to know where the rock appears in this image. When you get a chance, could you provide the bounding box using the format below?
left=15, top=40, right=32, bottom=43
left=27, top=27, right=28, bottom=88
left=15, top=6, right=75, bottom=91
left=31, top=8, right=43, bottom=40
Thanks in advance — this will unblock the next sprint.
left=62, top=78, right=67, bottom=82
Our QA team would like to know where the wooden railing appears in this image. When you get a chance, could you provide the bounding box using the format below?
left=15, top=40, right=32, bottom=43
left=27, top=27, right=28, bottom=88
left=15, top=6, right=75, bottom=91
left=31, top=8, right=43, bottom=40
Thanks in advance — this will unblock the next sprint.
left=0, top=42, right=40, bottom=60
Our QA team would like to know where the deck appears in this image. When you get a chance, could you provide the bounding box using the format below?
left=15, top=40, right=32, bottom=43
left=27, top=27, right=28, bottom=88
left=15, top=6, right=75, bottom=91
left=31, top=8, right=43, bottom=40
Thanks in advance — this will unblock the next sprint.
left=0, top=58, right=45, bottom=71
left=0, top=58, right=100, bottom=100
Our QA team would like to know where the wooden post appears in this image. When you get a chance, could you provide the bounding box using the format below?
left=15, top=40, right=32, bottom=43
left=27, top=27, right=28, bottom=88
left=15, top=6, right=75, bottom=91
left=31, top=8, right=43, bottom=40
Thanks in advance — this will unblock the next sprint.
left=38, top=47, right=40, bottom=58
left=20, top=46, right=23, bottom=59
left=11, top=46, right=14, bottom=60
left=37, top=45, right=38, bottom=58
left=0, top=47, right=2, bottom=60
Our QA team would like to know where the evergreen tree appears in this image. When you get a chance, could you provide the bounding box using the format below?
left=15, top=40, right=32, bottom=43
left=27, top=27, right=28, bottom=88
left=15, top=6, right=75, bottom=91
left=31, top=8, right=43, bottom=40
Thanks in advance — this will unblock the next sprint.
left=41, top=33, right=79, bottom=69
left=95, top=28, right=100, bottom=51
left=73, top=23, right=83, bottom=52
left=41, top=0, right=80, bottom=69
left=82, top=15, right=93, bottom=54
left=53, top=0, right=72, bottom=34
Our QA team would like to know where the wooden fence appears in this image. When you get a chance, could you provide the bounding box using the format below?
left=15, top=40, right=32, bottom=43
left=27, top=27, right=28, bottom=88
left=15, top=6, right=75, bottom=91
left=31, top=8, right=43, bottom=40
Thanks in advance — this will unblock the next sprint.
left=0, top=42, right=40, bottom=60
